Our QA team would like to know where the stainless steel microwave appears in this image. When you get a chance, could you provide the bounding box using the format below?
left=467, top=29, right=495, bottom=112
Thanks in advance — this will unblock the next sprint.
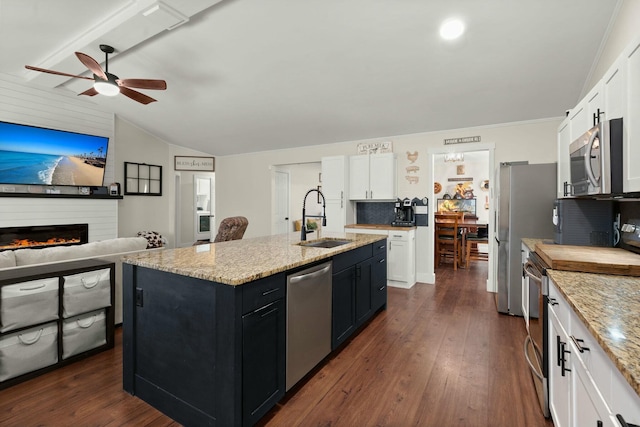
left=569, top=118, right=623, bottom=196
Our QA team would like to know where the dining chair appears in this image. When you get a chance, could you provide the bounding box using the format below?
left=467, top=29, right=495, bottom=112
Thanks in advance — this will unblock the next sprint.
left=435, top=214, right=463, bottom=270
left=465, top=225, right=489, bottom=267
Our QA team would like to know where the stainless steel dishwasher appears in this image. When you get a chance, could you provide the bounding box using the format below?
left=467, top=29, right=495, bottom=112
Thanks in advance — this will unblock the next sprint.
left=286, top=260, right=332, bottom=391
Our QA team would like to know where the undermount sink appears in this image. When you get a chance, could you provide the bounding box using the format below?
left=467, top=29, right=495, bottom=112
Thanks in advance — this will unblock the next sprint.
left=297, top=238, right=352, bottom=248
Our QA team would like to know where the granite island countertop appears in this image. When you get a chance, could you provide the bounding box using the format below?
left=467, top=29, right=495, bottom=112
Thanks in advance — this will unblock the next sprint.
left=547, top=268, right=640, bottom=398
left=122, top=231, right=386, bottom=286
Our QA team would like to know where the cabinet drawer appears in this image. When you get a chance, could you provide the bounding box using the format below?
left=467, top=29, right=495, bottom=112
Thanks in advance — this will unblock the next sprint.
left=0, top=322, right=58, bottom=382
left=548, top=280, right=570, bottom=332
left=62, top=309, right=107, bottom=360
left=242, top=273, right=285, bottom=314
left=372, top=239, right=387, bottom=255
left=1, top=278, right=59, bottom=333
left=333, top=244, right=373, bottom=273
left=62, top=268, right=111, bottom=318
left=569, top=310, right=611, bottom=400
left=388, top=232, right=408, bottom=241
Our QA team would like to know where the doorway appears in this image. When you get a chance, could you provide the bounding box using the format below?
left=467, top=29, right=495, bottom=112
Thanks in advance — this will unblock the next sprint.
left=273, top=169, right=290, bottom=234
left=428, top=145, right=495, bottom=292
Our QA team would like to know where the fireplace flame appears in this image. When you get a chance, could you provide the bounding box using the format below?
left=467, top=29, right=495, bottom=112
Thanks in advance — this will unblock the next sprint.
left=0, top=237, right=81, bottom=250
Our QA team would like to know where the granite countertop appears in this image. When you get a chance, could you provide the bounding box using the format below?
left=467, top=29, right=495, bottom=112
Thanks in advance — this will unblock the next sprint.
left=547, top=269, right=640, bottom=398
left=345, top=223, right=417, bottom=231
left=122, top=231, right=386, bottom=286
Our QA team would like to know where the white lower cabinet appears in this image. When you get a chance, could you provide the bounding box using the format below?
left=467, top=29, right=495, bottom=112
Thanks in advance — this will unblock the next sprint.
left=387, top=229, right=415, bottom=287
left=345, top=227, right=416, bottom=288
left=548, top=279, right=640, bottom=427
left=549, top=310, right=571, bottom=427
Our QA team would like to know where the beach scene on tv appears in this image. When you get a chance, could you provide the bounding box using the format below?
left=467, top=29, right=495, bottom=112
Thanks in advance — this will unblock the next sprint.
left=0, top=121, right=109, bottom=187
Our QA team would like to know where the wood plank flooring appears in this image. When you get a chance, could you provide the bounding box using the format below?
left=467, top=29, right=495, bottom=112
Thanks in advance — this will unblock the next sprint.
left=0, top=262, right=553, bottom=427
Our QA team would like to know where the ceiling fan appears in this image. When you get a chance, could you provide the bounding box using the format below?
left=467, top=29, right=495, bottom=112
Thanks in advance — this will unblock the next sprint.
left=25, top=44, right=167, bottom=105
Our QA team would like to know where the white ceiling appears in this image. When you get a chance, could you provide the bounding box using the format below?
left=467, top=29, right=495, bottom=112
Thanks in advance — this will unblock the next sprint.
left=0, top=0, right=620, bottom=156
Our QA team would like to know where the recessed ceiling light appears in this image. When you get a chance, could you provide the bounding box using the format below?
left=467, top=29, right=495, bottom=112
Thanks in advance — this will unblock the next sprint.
left=439, top=19, right=465, bottom=40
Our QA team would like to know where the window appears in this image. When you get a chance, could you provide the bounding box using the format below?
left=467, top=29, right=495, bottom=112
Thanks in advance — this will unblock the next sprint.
left=124, top=162, right=162, bottom=196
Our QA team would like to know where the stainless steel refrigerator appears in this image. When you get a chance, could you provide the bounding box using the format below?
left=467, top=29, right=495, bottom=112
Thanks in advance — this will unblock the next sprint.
left=495, top=162, right=556, bottom=315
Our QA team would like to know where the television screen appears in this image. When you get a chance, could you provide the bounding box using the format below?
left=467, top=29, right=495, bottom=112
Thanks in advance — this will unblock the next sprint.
left=0, top=121, right=109, bottom=187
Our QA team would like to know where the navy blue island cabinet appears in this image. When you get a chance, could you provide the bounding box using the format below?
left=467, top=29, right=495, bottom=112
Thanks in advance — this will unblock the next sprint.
left=122, top=240, right=387, bottom=427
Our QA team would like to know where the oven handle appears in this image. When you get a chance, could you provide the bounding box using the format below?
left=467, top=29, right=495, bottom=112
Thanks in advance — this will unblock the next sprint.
left=523, top=261, right=542, bottom=283
left=523, top=335, right=544, bottom=381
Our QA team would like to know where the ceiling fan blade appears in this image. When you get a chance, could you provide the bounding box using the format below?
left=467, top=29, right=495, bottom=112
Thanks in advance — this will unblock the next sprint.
left=117, top=79, right=167, bottom=90
left=78, top=87, right=99, bottom=97
left=75, top=52, right=107, bottom=80
left=25, top=65, right=94, bottom=81
left=120, top=86, right=157, bottom=105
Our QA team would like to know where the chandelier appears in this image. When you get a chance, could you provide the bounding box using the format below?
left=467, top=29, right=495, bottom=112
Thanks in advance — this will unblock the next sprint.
left=444, top=152, right=464, bottom=162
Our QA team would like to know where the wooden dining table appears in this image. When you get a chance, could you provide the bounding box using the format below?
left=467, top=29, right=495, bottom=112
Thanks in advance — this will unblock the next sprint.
left=434, top=217, right=488, bottom=268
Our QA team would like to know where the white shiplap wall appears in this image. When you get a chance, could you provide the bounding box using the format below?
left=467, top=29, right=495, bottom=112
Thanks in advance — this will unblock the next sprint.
left=0, top=74, right=118, bottom=240
left=0, top=197, right=117, bottom=241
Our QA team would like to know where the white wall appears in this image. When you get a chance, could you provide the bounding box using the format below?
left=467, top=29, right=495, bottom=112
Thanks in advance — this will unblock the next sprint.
left=585, top=0, right=640, bottom=93
left=114, top=117, right=215, bottom=247
left=216, top=118, right=561, bottom=239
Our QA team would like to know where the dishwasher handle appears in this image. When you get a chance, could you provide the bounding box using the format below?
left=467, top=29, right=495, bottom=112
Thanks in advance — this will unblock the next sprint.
left=289, top=264, right=332, bottom=283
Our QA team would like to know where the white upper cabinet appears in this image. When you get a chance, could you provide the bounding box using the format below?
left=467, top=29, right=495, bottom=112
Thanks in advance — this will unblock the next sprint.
left=349, top=153, right=396, bottom=200
left=603, top=55, right=626, bottom=121
left=560, top=34, right=640, bottom=194
left=321, top=156, right=348, bottom=200
left=321, top=155, right=354, bottom=232
left=557, top=117, right=571, bottom=198
left=624, top=36, right=640, bottom=192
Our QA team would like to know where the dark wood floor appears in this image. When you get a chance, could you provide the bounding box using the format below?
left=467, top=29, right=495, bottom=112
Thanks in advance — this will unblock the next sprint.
left=0, top=262, right=553, bottom=427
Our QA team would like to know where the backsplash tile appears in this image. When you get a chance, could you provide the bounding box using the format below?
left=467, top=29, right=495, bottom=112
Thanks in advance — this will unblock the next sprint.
left=356, top=202, right=395, bottom=224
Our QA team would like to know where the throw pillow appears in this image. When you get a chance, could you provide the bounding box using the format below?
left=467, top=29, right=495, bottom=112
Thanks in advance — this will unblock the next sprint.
left=137, top=231, right=165, bottom=249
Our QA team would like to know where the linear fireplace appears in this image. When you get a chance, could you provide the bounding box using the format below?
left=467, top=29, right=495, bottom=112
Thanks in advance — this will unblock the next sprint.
left=0, top=224, right=89, bottom=251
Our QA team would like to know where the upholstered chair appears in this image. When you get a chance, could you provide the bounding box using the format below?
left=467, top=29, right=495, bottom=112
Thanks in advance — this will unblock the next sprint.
left=213, top=216, right=249, bottom=243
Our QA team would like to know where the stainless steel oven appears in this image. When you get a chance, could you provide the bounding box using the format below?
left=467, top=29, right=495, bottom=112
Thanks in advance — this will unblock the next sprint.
left=523, top=251, right=550, bottom=418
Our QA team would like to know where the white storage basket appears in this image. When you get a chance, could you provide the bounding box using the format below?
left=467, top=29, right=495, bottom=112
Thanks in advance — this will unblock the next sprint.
left=1, top=277, right=59, bottom=333
left=0, top=322, right=58, bottom=382
left=62, top=268, right=111, bottom=318
left=62, top=309, right=106, bottom=360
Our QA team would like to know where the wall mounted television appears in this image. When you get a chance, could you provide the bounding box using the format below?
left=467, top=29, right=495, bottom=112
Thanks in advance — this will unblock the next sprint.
left=0, top=120, right=109, bottom=187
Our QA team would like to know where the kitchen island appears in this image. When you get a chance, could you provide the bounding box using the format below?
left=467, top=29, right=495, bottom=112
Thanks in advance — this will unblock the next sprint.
left=121, top=232, right=388, bottom=427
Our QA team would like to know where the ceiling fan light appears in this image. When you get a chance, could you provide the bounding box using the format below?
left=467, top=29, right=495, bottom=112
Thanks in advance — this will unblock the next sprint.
left=94, top=81, right=120, bottom=96
left=440, top=18, right=465, bottom=40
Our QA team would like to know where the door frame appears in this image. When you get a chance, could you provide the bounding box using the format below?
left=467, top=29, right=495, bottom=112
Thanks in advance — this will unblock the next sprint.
left=272, top=168, right=291, bottom=235
left=427, top=143, right=496, bottom=292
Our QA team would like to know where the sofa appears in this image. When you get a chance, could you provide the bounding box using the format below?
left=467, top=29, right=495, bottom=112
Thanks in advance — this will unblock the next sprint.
left=0, top=237, right=159, bottom=324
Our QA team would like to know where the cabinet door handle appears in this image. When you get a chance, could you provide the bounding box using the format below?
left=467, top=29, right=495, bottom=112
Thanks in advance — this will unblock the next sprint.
left=556, top=335, right=562, bottom=367
left=260, top=307, right=278, bottom=318
left=570, top=335, right=590, bottom=353
left=549, top=297, right=559, bottom=306
left=378, top=285, right=386, bottom=291
left=561, top=341, right=571, bottom=377
left=262, top=288, right=280, bottom=296
left=378, top=258, right=385, bottom=263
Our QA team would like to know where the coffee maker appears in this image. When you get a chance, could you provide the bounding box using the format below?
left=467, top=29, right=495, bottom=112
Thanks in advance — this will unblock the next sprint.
left=391, top=198, right=415, bottom=226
